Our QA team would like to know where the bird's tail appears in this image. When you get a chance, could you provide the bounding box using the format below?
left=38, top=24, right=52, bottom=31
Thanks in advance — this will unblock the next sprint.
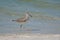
left=12, top=20, right=16, bottom=21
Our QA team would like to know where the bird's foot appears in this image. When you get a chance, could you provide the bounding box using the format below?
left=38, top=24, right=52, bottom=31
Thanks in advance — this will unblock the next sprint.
left=20, top=24, right=22, bottom=29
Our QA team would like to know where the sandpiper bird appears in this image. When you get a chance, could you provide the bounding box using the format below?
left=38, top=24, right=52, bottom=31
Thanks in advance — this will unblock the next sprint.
left=12, top=11, right=32, bottom=29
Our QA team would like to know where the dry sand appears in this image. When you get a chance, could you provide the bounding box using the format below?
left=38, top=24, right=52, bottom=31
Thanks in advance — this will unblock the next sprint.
left=0, top=34, right=60, bottom=40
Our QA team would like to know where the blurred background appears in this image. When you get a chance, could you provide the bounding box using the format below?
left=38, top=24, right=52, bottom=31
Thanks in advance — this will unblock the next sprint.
left=0, top=0, right=60, bottom=34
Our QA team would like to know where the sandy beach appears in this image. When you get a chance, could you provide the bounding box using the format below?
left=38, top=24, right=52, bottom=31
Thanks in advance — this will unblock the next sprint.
left=0, top=34, right=60, bottom=40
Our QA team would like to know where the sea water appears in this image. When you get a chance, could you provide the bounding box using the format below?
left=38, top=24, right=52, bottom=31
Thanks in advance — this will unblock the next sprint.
left=0, top=0, right=60, bottom=34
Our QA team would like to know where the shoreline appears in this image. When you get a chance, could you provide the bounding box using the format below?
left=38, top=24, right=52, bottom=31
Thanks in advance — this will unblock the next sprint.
left=1, top=34, right=60, bottom=37
left=0, top=34, right=60, bottom=40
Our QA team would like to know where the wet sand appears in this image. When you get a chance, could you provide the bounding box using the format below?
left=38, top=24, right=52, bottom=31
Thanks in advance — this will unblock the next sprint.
left=0, top=34, right=60, bottom=40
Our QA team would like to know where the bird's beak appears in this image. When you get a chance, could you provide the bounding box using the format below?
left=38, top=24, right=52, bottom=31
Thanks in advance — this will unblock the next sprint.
left=29, top=14, right=32, bottom=17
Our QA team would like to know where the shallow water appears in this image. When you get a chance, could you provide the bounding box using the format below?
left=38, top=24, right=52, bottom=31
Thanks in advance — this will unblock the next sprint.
left=0, top=0, right=60, bottom=34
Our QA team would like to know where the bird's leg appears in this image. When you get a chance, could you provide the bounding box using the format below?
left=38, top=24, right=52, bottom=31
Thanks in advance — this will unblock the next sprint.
left=20, top=24, right=23, bottom=29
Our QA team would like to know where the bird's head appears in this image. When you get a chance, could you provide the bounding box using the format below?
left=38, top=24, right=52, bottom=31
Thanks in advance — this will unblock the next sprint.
left=26, top=12, right=32, bottom=17
left=25, top=8, right=32, bottom=17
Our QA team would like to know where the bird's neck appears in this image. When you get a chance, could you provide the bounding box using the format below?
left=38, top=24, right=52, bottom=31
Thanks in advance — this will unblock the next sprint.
left=24, top=14, right=29, bottom=20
